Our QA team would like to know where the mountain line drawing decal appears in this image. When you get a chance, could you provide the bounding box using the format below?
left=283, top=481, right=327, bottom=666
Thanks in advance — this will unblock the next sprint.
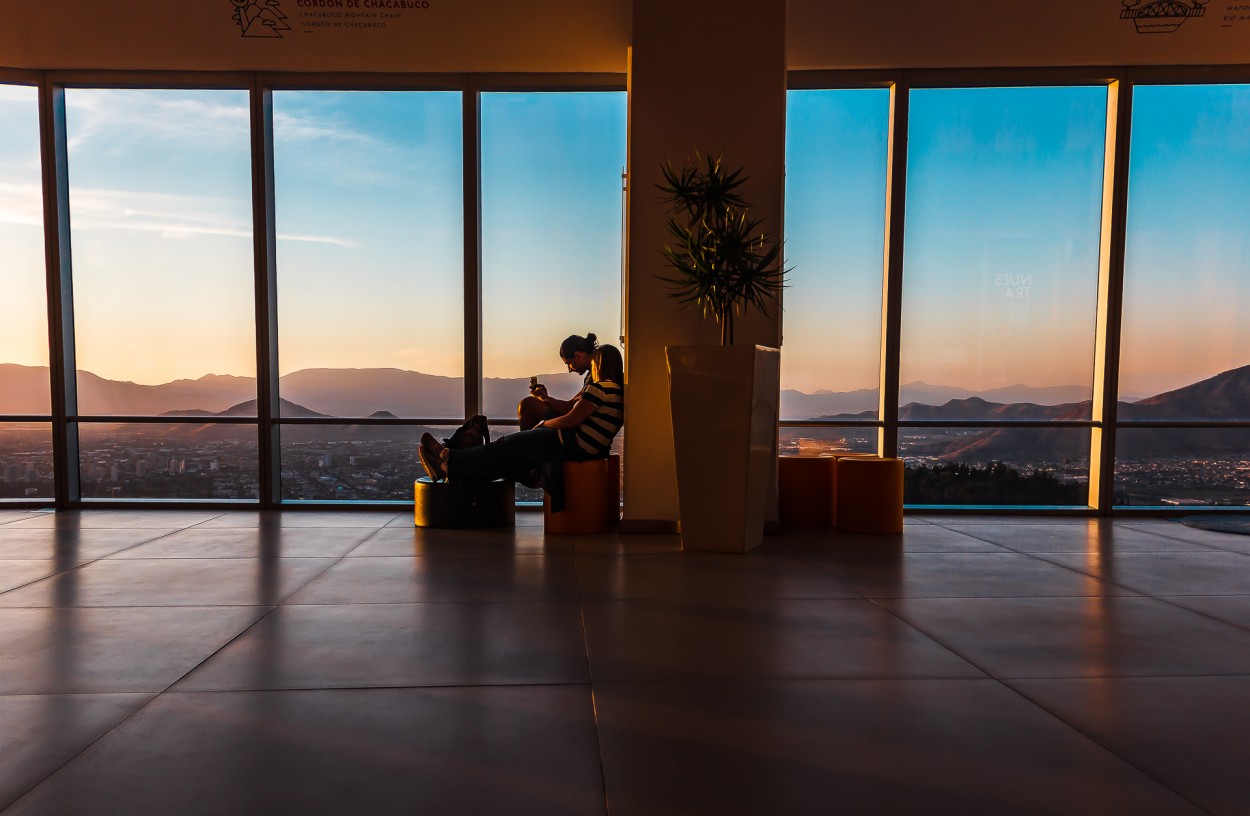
left=231, top=0, right=291, bottom=37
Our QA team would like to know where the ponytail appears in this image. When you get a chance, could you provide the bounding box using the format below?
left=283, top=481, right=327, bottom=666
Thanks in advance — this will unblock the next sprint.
left=559, top=333, right=599, bottom=359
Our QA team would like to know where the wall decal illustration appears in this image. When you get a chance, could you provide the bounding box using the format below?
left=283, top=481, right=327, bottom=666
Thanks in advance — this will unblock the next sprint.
left=1121, top=0, right=1208, bottom=33
left=231, top=0, right=291, bottom=38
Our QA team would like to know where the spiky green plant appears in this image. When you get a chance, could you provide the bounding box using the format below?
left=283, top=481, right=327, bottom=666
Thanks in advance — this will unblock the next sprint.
left=657, top=153, right=786, bottom=345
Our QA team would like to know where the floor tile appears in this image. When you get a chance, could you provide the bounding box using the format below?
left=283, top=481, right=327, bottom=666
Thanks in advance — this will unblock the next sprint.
left=0, top=561, right=72, bottom=594
left=760, top=525, right=1009, bottom=556
left=286, top=555, right=579, bottom=604
left=0, top=693, right=153, bottom=812
left=0, top=510, right=48, bottom=527
left=348, top=525, right=570, bottom=557
left=195, top=511, right=402, bottom=529
left=0, top=558, right=335, bottom=608
left=571, top=533, right=685, bottom=555
left=581, top=598, right=981, bottom=682
left=1012, top=676, right=1250, bottom=816
left=921, top=515, right=1096, bottom=525
left=3, top=511, right=222, bottom=530
left=592, top=679, right=1200, bottom=816
left=879, top=596, right=1250, bottom=678
left=1160, top=595, right=1250, bottom=633
left=107, top=527, right=375, bottom=559
left=1032, top=550, right=1250, bottom=596
left=4, top=687, right=606, bottom=816
left=0, top=528, right=179, bottom=563
left=176, top=601, right=588, bottom=690
left=576, top=552, right=859, bottom=601
left=938, top=522, right=1219, bottom=554
left=1118, top=521, right=1250, bottom=555
left=815, top=551, right=1131, bottom=598
left=0, top=606, right=268, bottom=694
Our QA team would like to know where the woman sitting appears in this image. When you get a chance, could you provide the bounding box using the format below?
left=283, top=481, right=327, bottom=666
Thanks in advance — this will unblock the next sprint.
left=419, top=345, right=624, bottom=504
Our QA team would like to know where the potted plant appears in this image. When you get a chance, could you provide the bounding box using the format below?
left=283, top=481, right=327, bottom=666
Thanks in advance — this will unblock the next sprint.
left=657, top=153, right=786, bottom=553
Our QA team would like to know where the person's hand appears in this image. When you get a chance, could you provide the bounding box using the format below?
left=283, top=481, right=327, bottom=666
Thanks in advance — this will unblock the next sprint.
left=531, top=384, right=549, bottom=399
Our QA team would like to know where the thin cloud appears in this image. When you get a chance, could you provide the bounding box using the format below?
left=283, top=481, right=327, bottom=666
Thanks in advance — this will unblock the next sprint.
left=67, top=186, right=353, bottom=246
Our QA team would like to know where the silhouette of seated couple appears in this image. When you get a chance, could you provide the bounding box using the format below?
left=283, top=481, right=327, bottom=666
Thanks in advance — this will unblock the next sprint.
left=419, top=333, right=623, bottom=509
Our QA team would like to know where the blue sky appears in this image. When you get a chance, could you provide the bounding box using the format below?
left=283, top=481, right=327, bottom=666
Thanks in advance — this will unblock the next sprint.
left=0, top=82, right=1247, bottom=400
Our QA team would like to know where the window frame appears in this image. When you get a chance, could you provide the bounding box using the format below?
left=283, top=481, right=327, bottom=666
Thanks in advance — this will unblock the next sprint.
left=787, top=66, right=1250, bottom=514
left=10, top=69, right=625, bottom=508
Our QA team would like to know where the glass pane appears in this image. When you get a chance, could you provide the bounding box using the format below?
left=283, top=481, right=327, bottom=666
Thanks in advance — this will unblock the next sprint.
left=778, top=426, right=877, bottom=456
left=1120, top=85, right=1250, bottom=419
left=900, top=426, right=1090, bottom=506
left=0, top=85, right=50, bottom=415
left=1115, top=428, right=1250, bottom=507
left=782, top=88, right=889, bottom=419
left=0, top=423, right=54, bottom=501
left=274, top=91, right=463, bottom=419
left=481, top=92, right=626, bottom=405
left=79, top=423, right=258, bottom=500
left=64, top=89, right=256, bottom=416
left=280, top=424, right=456, bottom=501
left=900, top=87, right=1107, bottom=419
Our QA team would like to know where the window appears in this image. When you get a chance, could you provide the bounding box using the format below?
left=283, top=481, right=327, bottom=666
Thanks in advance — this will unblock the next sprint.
left=898, top=86, right=1107, bottom=505
left=272, top=90, right=463, bottom=501
left=781, top=88, right=889, bottom=457
left=0, top=84, right=53, bottom=500
left=1116, top=84, right=1250, bottom=506
left=65, top=88, right=257, bottom=499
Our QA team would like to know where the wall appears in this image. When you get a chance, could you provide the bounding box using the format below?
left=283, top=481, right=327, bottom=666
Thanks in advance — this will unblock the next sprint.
left=0, top=0, right=629, bottom=72
left=788, top=0, right=1250, bottom=69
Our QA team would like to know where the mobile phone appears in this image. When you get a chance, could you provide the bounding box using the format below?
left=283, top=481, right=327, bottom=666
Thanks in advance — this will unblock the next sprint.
left=529, top=376, right=539, bottom=392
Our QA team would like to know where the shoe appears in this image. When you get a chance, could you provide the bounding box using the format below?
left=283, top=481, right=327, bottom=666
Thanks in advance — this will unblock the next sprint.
left=419, top=433, right=447, bottom=482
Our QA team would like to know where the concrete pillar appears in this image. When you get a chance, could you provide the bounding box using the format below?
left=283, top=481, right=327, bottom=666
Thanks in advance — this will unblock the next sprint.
left=622, top=0, right=787, bottom=529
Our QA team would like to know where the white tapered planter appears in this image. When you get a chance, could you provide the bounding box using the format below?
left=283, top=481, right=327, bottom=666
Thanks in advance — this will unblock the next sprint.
left=666, top=345, right=780, bottom=553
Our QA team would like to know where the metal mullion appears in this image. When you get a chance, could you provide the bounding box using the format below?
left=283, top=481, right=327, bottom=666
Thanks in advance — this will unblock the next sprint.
left=274, top=418, right=465, bottom=426
left=1116, top=420, right=1250, bottom=429
left=463, top=79, right=482, bottom=420
left=38, top=76, right=80, bottom=508
left=41, top=70, right=251, bottom=90
left=779, top=420, right=886, bottom=429
left=1091, top=79, right=1133, bottom=514
left=897, top=420, right=1098, bottom=429
left=74, top=416, right=258, bottom=425
left=878, top=78, right=909, bottom=458
left=251, top=78, right=280, bottom=508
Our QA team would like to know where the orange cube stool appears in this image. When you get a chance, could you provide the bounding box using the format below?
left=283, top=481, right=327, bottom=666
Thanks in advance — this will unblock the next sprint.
left=829, top=452, right=879, bottom=526
left=835, top=456, right=904, bottom=534
left=778, top=455, right=836, bottom=528
left=544, top=454, right=621, bottom=534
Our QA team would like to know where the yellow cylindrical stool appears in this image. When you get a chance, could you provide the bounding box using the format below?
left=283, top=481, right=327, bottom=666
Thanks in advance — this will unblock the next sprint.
left=544, top=454, right=621, bottom=535
left=413, top=478, right=515, bottom=528
left=835, top=456, right=904, bottom=534
left=778, top=455, right=836, bottom=528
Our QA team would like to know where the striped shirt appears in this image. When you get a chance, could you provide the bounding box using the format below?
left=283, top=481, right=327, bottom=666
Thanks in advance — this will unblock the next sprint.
left=571, top=379, right=624, bottom=458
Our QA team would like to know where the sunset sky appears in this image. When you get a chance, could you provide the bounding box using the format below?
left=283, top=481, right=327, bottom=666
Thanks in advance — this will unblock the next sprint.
left=1, top=82, right=1246, bottom=400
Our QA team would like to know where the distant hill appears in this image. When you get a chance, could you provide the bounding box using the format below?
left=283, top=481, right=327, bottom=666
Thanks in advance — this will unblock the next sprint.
left=781, top=381, right=1093, bottom=418
left=0, top=366, right=584, bottom=418
left=2, top=363, right=1246, bottom=436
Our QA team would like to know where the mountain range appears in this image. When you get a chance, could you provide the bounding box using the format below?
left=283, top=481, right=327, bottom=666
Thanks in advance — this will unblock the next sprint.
left=3, top=363, right=1248, bottom=460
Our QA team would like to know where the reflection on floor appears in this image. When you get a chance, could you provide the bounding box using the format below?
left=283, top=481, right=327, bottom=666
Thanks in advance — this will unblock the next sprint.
left=1, top=509, right=1249, bottom=814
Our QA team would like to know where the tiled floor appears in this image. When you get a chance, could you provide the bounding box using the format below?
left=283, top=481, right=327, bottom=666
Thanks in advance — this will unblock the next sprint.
left=2, top=510, right=1249, bottom=814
